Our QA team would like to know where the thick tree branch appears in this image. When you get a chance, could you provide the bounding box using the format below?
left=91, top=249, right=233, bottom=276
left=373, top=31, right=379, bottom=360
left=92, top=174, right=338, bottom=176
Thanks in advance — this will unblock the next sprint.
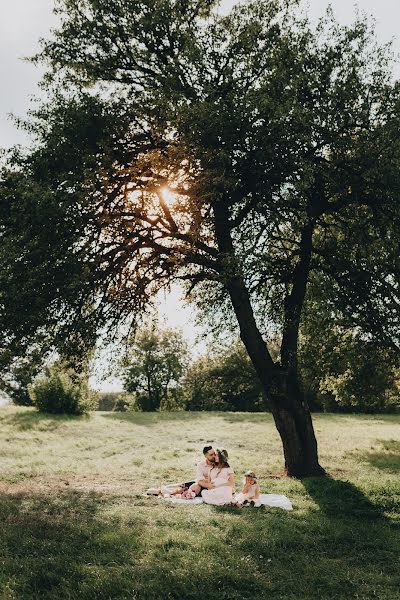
left=213, top=200, right=276, bottom=378
left=281, top=219, right=315, bottom=371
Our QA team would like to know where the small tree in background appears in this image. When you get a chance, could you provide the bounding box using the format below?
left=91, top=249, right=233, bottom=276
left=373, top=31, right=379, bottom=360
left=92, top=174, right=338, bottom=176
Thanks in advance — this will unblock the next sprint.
left=28, top=361, right=98, bottom=415
left=121, top=326, right=188, bottom=411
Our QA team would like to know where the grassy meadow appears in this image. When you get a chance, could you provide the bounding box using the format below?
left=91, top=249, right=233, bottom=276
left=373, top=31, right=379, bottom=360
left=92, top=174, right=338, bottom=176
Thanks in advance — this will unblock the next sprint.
left=0, top=406, right=399, bottom=600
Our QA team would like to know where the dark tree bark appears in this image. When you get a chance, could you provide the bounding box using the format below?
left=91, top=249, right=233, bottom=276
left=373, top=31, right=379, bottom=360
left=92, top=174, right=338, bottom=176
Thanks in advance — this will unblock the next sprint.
left=213, top=200, right=325, bottom=477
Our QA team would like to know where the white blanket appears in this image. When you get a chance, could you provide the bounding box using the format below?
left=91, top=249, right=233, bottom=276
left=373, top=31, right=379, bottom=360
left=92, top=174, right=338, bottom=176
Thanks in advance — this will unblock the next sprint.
left=259, top=494, right=293, bottom=510
left=163, top=496, right=204, bottom=505
left=163, top=493, right=293, bottom=510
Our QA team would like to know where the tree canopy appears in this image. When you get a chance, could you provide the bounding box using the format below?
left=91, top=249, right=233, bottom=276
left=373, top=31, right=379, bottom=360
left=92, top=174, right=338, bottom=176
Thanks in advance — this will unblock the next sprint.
left=1, top=0, right=399, bottom=474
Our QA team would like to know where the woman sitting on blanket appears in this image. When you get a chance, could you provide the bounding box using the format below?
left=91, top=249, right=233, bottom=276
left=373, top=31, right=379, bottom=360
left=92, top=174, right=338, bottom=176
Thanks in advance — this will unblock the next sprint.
left=200, top=448, right=234, bottom=505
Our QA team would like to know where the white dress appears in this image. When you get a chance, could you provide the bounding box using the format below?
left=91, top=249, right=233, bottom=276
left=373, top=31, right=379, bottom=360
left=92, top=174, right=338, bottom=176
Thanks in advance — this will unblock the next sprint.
left=235, top=483, right=261, bottom=506
left=201, top=466, right=234, bottom=505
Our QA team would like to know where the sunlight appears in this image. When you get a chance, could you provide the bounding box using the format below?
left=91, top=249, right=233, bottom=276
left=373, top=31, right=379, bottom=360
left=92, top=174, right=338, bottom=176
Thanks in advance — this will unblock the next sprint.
left=160, top=186, right=177, bottom=207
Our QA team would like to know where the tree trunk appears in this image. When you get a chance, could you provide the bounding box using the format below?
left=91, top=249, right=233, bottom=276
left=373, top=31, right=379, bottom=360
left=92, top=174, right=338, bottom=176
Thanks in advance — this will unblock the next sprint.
left=268, top=368, right=325, bottom=477
left=227, top=276, right=325, bottom=477
left=271, top=218, right=325, bottom=476
left=212, top=202, right=324, bottom=477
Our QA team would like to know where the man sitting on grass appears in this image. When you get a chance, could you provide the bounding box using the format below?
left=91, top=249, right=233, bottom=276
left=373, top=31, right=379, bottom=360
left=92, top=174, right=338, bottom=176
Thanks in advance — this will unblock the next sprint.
left=148, top=446, right=217, bottom=498
left=188, top=445, right=217, bottom=496
left=166, top=445, right=217, bottom=498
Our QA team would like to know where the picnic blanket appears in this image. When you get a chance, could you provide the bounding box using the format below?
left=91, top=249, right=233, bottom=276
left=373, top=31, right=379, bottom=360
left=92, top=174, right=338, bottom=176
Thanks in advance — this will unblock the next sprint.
left=163, top=493, right=293, bottom=510
left=163, top=496, right=204, bottom=505
left=259, top=494, right=293, bottom=510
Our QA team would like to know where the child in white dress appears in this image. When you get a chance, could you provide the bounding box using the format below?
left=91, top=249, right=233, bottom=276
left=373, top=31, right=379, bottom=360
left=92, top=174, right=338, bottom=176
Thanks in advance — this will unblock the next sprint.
left=201, top=448, right=234, bottom=506
left=234, top=470, right=261, bottom=507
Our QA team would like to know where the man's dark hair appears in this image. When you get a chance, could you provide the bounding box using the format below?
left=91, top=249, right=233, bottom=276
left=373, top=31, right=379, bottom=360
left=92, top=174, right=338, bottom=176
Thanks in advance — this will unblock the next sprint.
left=203, top=446, right=213, bottom=455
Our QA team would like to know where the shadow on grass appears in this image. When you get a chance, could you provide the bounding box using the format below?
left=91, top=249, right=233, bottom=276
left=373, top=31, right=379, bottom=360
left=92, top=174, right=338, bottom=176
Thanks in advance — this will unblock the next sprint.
left=0, top=410, right=87, bottom=432
left=311, top=413, right=399, bottom=424
left=302, top=475, right=384, bottom=520
left=1, top=477, right=399, bottom=600
left=0, top=490, right=142, bottom=599
left=0, top=489, right=274, bottom=600
left=100, top=411, right=400, bottom=428
left=205, top=476, right=399, bottom=599
left=217, top=412, right=272, bottom=424
left=354, top=440, right=400, bottom=474
left=99, top=410, right=255, bottom=427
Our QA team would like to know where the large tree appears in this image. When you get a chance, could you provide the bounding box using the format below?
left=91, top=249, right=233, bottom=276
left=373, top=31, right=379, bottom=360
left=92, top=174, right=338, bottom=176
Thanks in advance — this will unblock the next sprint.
left=1, top=0, right=399, bottom=475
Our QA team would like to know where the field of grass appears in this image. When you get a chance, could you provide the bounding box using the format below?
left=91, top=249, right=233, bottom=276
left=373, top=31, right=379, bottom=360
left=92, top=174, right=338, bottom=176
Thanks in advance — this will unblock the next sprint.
left=0, top=406, right=399, bottom=600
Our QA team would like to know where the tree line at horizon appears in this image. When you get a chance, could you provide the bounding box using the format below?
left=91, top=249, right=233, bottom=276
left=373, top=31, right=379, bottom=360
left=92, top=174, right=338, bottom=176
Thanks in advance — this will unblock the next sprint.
left=2, top=322, right=398, bottom=415
left=1, top=0, right=400, bottom=476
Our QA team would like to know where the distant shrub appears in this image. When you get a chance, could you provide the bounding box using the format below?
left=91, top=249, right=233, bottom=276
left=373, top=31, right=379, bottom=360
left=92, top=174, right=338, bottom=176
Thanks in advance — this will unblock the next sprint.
left=28, top=366, right=98, bottom=415
left=135, top=393, right=154, bottom=412
left=96, top=392, right=135, bottom=411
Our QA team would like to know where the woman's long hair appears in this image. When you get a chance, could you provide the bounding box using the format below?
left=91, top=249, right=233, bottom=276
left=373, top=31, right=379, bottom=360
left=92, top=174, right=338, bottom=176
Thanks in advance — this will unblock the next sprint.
left=215, top=448, right=230, bottom=469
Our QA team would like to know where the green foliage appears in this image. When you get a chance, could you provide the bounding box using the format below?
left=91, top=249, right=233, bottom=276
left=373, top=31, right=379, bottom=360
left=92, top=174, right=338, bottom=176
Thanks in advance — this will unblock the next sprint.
left=96, top=391, right=134, bottom=411
left=121, top=326, right=188, bottom=411
left=28, top=364, right=98, bottom=415
left=0, top=348, right=44, bottom=406
left=184, top=341, right=267, bottom=411
left=299, top=285, right=400, bottom=413
left=1, top=0, right=399, bottom=359
left=300, top=328, right=400, bottom=413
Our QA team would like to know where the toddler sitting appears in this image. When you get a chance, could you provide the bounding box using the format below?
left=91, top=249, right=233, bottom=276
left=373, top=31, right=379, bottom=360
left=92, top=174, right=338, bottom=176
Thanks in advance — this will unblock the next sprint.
left=234, top=470, right=261, bottom=507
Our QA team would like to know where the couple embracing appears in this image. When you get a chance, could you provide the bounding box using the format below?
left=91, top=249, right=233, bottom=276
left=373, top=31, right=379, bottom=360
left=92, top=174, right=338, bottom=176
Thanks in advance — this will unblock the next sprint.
left=189, top=446, right=234, bottom=505
left=179, top=445, right=260, bottom=506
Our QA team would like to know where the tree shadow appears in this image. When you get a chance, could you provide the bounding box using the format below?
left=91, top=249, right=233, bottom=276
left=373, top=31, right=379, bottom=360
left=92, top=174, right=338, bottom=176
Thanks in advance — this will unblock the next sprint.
left=1, top=478, right=399, bottom=599
left=0, top=489, right=143, bottom=599
left=101, top=410, right=217, bottom=427
left=302, top=475, right=384, bottom=520
left=309, top=413, right=399, bottom=423
left=0, top=410, right=86, bottom=432
left=218, top=412, right=272, bottom=424
left=199, top=476, right=399, bottom=599
left=351, top=440, right=400, bottom=474
left=101, top=411, right=277, bottom=430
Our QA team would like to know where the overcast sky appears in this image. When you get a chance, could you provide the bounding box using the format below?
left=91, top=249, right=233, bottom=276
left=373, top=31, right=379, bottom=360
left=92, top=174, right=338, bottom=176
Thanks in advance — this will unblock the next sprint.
left=1, top=0, right=399, bottom=149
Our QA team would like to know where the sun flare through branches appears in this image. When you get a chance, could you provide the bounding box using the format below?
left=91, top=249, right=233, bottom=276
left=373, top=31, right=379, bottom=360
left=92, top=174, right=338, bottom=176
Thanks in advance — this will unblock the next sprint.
left=160, top=186, right=177, bottom=207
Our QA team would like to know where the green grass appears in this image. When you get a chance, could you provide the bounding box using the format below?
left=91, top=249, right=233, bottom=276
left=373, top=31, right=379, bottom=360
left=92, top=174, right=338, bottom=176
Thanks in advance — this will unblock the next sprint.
left=0, top=407, right=399, bottom=599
